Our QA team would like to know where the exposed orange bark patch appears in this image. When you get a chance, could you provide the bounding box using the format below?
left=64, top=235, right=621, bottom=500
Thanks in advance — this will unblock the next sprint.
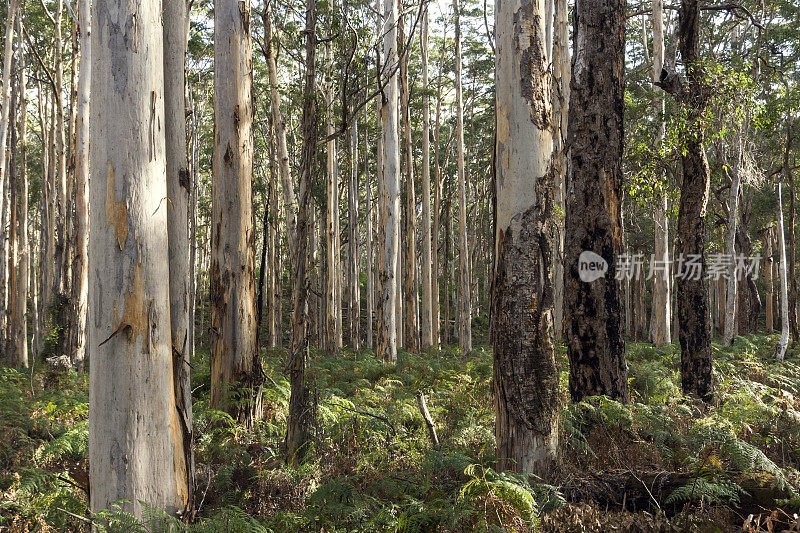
left=105, top=162, right=128, bottom=250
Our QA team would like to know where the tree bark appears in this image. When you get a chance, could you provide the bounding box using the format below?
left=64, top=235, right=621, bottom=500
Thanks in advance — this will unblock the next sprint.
left=551, top=0, right=570, bottom=341
left=454, top=0, right=472, bottom=354
left=785, top=126, right=799, bottom=345
left=365, top=103, right=375, bottom=350
left=89, top=0, right=188, bottom=515
left=762, top=227, right=774, bottom=333
left=564, top=0, right=629, bottom=403
left=348, top=119, right=360, bottom=350
left=674, top=0, right=714, bottom=401
left=649, top=0, right=671, bottom=346
left=377, top=0, right=400, bottom=363
left=211, top=0, right=262, bottom=420
left=399, top=15, right=419, bottom=353
left=262, top=1, right=297, bottom=258
left=287, top=0, right=317, bottom=464
left=419, top=8, right=433, bottom=351
left=324, top=46, right=339, bottom=358
left=776, top=182, right=790, bottom=361
left=493, top=0, right=559, bottom=477
left=10, top=13, right=27, bottom=368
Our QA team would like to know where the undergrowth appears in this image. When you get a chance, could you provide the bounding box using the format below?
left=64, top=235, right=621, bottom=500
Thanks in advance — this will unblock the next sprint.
left=2, top=334, right=800, bottom=531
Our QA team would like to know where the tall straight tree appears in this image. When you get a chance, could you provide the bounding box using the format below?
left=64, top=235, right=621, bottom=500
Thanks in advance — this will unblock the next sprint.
left=662, top=0, right=714, bottom=401
left=262, top=0, right=297, bottom=257
left=399, top=15, right=419, bottom=353
left=211, top=0, right=261, bottom=419
left=348, top=120, right=360, bottom=350
left=70, top=0, right=90, bottom=371
left=287, top=0, right=317, bottom=464
left=551, top=0, right=570, bottom=340
left=454, top=0, right=472, bottom=354
left=493, top=0, right=559, bottom=476
left=165, top=0, right=194, bottom=502
left=377, top=0, right=400, bottom=363
left=89, top=0, right=189, bottom=515
left=9, top=12, right=27, bottom=368
left=564, top=0, right=630, bottom=403
left=649, top=0, right=671, bottom=346
left=419, top=7, right=433, bottom=350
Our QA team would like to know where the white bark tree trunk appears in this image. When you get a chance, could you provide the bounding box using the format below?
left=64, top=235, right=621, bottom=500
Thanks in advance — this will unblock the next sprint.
left=454, top=0, right=471, bottom=353
left=419, top=8, right=433, bottom=350
left=493, top=0, right=558, bottom=476
left=89, top=0, right=188, bottom=515
left=210, top=0, right=261, bottom=418
left=71, top=0, right=91, bottom=371
left=10, top=13, right=27, bottom=368
left=263, top=1, right=297, bottom=257
left=164, top=0, right=194, bottom=502
left=378, top=0, right=400, bottom=363
left=649, top=0, right=671, bottom=345
left=348, top=120, right=360, bottom=350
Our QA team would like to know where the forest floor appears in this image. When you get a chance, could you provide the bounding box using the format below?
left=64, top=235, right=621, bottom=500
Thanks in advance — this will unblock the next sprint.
left=3, top=333, right=800, bottom=532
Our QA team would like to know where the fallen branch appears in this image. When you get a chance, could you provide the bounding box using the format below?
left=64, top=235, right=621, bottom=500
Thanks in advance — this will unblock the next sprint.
left=416, top=391, right=439, bottom=448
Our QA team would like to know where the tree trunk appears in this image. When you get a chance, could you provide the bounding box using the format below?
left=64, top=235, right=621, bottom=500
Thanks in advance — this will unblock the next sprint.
left=0, top=0, right=21, bottom=346
left=377, top=0, right=400, bottom=363
left=348, top=119, right=360, bottom=350
left=431, top=33, right=445, bottom=348
left=365, top=103, right=375, bottom=350
left=89, top=0, right=189, bottom=515
left=287, top=0, right=317, bottom=464
left=454, top=0, right=472, bottom=354
left=419, top=8, right=433, bottom=351
left=649, top=0, right=671, bottom=346
left=673, top=0, right=713, bottom=401
left=723, top=135, right=744, bottom=345
left=164, top=0, right=194, bottom=506
left=262, top=2, right=297, bottom=258
left=399, top=15, right=419, bottom=353
left=785, top=127, right=799, bottom=345
left=493, top=0, right=559, bottom=477
left=564, top=0, right=629, bottom=403
left=551, top=0, right=570, bottom=341
left=324, top=49, right=339, bottom=357
left=776, top=182, right=790, bottom=360
left=763, top=227, right=774, bottom=333
left=211, top=0, right=262, bottom=421
left=11, top=20, right=27, bottom=368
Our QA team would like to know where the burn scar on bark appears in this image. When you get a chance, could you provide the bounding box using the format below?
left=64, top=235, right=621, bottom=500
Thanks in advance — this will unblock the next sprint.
left=224, top=143, right=235, bottom=167
left=105, top=162, right=128, bottom=250
left=514, top=0, right=550, bottom=129
left=239, top=1, right=251, bottom=34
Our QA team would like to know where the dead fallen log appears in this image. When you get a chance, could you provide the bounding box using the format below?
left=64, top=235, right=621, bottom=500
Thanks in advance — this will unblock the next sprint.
left=560, top=470, right=797, bottom=516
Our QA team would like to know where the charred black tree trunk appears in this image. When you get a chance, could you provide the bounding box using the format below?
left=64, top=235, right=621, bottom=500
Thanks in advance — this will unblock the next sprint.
left=670, top=0, right=714, bottom=402
left=564, top=0, right=630, bottom=403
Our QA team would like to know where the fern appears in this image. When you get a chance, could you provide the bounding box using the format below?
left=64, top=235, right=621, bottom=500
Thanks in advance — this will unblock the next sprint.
left=664, top=477, right=746, bottom=506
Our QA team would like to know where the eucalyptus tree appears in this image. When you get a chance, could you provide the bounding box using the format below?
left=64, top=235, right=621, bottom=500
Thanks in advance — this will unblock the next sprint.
left=88, top=0, right=189, bottom=515
left=564, top=0, right=630, bottom=403
left=492, top=0, right=559, bottom=476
